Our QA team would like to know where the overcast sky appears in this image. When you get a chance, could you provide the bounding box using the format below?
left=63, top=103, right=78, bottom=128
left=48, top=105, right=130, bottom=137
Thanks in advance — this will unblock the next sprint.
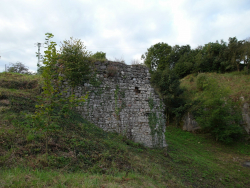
left=1, top=0, right=250, bottom=72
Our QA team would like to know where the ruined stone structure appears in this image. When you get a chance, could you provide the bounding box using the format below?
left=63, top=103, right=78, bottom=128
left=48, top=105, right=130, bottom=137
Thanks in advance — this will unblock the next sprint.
left=62, top=61, right=167, bottom=148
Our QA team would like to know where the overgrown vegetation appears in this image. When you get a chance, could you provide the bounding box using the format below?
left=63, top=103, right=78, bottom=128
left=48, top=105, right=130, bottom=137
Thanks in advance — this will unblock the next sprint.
left=59, top=37, right=93, bottom=87
left=22, top=33, right=89, bottom=160
left=195, top=76, right=244, bottom=144
left=91, top=51, right=107, bottom=61
left=151, top=68, right=185, bottom=125
left=107, top=65, right=118, bottom=77
left=6, top=62, right=33, bottom=75
left=142, top=36, right=250, bottom=144
left=142, top=37, right=250, bottom=77
left=1, top=33, right=250, bottom=187
left=1, top=88, right=250, bottom=187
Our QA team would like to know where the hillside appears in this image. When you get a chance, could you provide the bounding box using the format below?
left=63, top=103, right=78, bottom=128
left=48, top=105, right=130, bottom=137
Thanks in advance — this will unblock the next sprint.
left=180, top=72, right=250, bottom=103
left=0, top=72, right=250, bottom=187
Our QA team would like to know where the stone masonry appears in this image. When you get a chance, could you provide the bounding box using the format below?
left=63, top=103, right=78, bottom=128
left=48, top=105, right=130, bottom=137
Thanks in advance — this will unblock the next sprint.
left=62, top=61, right=167, bottom=148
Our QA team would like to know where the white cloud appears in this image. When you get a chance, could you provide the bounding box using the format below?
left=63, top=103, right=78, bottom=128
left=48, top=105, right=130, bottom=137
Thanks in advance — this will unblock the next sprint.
left=0, top=0, right=250, bottom=71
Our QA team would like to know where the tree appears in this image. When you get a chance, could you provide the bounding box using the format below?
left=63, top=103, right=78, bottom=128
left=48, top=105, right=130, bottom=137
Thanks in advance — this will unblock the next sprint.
left=169, top=45, right=192, bottom=70
left=173, top=52, right=194, bottom=78
left=59, top=37, right=93, bottom=87
left=193, top=51, right=203, bottom=73
left=92, top=51, right=107, bottom=60
left=240, top=39, right=250, bottom=73
left=228, top=37, right=241, bottom=72
left=151, top=68, right=184, bottom=124
left=7, top=62, right=31, bottom=74
left=141, top=42, right=172, bottom=71
left=27, top=33, right=88, bottom=161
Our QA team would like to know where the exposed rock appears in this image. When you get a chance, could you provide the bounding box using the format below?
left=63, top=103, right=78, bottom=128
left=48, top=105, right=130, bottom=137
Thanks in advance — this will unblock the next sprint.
left=183, top=102, right=250, bottom=135
left=242, top=103, right=250, bottom=134
left=243, top=161, right=250, bottom=168
left=182, top=112, right=201, bottom=132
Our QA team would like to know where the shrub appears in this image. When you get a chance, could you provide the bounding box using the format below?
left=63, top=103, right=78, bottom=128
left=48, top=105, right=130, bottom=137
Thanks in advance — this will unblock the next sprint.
left=92, top=51, right=107, bottom=61
left=195, top=78, right=244, bottom=144
left=59, top=37, right=93, bottom=87
left=196, top=73, right=208, bottom=91
left=196, top=99, right=244, bottom=144
left=189, top=76, right=194, bottom=82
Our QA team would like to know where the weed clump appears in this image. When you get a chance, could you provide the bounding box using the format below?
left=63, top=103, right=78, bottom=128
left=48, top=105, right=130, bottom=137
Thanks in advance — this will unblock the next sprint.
left=107, top=65, right=118, bottom=77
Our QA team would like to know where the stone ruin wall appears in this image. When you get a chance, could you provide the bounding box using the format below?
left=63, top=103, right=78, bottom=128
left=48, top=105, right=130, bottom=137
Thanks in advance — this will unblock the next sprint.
left=62, top=61, right=167, bottom=148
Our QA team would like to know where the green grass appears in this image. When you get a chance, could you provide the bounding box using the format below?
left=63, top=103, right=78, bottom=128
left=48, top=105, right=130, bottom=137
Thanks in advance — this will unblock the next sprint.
left=165, top=126, right=250, bottom=187
left=1, top=72, right=250, bottom=187
left=0, top=167, right=169, bottom=188
left=0, top=72, right=41, bottom=112
left=181, top=72, right=250, bottom=103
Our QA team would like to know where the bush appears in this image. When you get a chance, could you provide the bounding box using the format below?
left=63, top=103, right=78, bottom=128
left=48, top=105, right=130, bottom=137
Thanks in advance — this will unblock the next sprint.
left=59, top=37, right=93, bottom=87
left=196, top=99, right=244, bottom=144
left=196, top=73, right=208, bottom=91
left=195, top=78, right=244, bottom=144
left=189, top=76, right=194, bottom=82
left=92, top=51, right=107, bottom=61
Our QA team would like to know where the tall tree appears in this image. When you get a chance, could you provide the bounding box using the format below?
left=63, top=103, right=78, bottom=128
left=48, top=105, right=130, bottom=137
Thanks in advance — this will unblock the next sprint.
left=141, top=42, right=172, bottom=72
left=59, top=37, right=93, bottom=87
left=156, top=68, right=184, bottom=124
left=7, top=62, right=31, bottom=74
left=228, top=37, right=241, bottom=71
left=169, top=45, right=191, bottom=69
left=241, top=39, right=250, bottom=73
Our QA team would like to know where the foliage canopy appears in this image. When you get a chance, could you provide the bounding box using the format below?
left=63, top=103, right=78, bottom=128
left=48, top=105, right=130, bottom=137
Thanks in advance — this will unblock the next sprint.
left=59, top=37, right=93, bottom=87
left=7, top=62, right=32, bottom=74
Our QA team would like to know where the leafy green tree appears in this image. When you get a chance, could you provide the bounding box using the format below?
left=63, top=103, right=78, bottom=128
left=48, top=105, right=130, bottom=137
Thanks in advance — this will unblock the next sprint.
left=27, top=33, right=88, bottom=161
left=59, top=37, right=93, bottom=88
left=169, top=45, right=191, bottom=68
left=7, top=62, right=32, bottom=74
left=193, top=51, right=203, bottom=73
left=217, top=39, right=230, bottom=72
left=228, top=37, right=242, bottom=72
left=173, top=52, right=194, bottom=78
left=151, top=68, right=184, bottom=124
left=141, top=42, right=172, bottom=71
left=197, top=42, right=223, bottom=72
left=240, top=39, right=250, bottom=73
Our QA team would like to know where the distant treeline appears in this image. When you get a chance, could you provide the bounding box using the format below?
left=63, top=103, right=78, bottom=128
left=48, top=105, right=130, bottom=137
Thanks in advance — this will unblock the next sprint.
left=142, top=36, right=250, bottom=78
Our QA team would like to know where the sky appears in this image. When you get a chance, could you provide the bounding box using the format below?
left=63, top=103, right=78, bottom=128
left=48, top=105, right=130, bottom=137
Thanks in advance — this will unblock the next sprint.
left=1, top=0, right=250, bottom=73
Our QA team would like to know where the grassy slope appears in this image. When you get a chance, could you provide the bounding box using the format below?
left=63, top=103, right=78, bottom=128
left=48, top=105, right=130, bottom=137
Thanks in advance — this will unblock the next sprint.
left=0, top=72, right=250, bottom=188
left=180, top=72, right=250, bottom=103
